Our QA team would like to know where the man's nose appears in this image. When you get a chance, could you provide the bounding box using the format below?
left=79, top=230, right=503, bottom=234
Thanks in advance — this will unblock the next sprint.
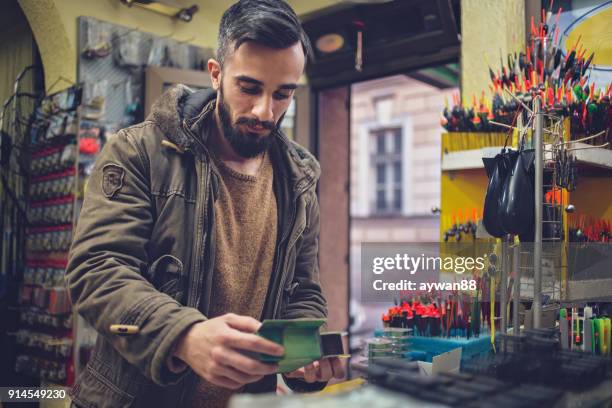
left=252, top=95, right=274, bottom=123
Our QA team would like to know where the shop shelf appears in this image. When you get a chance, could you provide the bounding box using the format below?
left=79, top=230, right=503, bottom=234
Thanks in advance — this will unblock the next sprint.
left=571, top=142, right=612, bottom=171
left=441, top=147, right=504, bottom=171
left=442, top=143, right=612, bottom=172
left=566, top=278, right=612, bottom=302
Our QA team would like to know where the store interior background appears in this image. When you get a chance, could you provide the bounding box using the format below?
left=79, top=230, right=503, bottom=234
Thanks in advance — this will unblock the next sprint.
left=2, top=0, right=611, bottom=399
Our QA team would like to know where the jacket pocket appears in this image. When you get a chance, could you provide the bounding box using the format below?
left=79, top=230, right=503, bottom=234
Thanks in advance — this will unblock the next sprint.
left=148, top=254, right=185, bottom=302
left=70, top=357, right=135, bottom=408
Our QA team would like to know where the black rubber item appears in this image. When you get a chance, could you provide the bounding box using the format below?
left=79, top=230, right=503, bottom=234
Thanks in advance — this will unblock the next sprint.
left=482, top=149, right=518, bottom=237
left=499, top=148, right=535, bottom=236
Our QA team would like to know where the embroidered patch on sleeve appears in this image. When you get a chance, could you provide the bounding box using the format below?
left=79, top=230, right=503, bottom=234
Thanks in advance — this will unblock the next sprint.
left=102, top=163, right=125, bottom=198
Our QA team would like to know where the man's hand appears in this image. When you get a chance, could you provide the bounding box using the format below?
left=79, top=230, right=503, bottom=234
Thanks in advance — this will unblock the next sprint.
left=285, top=357, right=345, bottom=383
left=174, top=313, right=284, bottom=390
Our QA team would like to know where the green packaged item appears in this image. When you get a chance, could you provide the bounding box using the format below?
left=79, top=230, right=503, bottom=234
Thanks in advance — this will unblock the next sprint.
left=604, top=317, right=611, bottom=356
left=594, top=318, right=603, bottom=354
left=255, top=318, right=331, bottom=373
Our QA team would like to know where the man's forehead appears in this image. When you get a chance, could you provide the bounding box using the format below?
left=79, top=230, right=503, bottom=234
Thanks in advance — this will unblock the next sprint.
left=223, top=41, right=305, bottom=84
left=228, top=40, right=305, bottom=59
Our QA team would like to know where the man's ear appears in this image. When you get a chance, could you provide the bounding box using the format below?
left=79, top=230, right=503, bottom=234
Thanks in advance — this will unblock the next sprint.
left=208, top=58, right=222, bottom=90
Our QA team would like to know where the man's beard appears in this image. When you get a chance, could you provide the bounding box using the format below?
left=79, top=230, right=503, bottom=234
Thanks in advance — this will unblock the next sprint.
left=217, top=85, right=281, bottom=158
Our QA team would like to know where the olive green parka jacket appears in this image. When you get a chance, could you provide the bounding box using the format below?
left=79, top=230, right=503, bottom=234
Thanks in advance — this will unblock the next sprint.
left=65, top=85, right=327, bottom=408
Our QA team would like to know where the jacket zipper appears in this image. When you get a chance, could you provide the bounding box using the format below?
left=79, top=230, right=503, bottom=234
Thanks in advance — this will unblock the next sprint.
left=270, top=202, right=295, bottom=319
left=191, top=158, right=210, bottom=309
left=183, top=119, right=211, bottom=309
left=201, top=183, right=216, bottom=315
left=178, top=119, right=212, bottom=408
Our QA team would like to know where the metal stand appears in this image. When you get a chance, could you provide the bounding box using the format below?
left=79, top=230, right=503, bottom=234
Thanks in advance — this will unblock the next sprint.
left=533, top=96, right=543, bottom=328
left=500, top=243, right=507, bottom=333
left=513, top=245, right=520, bottom=334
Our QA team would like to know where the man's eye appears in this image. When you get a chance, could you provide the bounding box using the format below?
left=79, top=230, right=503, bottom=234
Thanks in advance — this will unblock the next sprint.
left=273, top=92, right=291, bottom=100
left=240, top=87, right=260, bottom=95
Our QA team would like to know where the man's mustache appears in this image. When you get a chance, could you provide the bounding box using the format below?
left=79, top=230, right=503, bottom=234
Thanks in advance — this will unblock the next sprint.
left=235, top=117, right=276, bottom=130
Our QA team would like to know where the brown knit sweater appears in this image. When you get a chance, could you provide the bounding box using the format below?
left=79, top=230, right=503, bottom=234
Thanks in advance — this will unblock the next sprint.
left=189, top=151, right=277, bottom=408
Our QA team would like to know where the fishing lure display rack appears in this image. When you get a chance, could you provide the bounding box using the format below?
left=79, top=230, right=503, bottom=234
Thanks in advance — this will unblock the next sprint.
left=440, top=3, right=612, bottom=336
left=13, top=83, right=104, bottom=387
left=500, top=90, right=611, bottom=332
left=13, top=85, right=82, bottom=386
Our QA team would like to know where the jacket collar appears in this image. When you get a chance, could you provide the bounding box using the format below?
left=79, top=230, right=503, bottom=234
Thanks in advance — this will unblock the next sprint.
left=146, top=85, right=320, bottom=193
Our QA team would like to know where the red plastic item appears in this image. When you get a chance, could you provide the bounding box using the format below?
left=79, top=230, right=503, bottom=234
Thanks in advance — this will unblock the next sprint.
left=79, top=137, right=101, bottom=155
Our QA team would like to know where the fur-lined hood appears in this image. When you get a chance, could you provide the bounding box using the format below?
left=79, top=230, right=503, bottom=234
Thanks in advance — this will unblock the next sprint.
left=145, top=84, right=321, bottom=188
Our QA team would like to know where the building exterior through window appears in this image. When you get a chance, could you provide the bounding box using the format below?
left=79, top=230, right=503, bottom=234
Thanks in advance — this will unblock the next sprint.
left=349, top=72, right=459, bottom=346
left=371, top=127, right=403, bottom=215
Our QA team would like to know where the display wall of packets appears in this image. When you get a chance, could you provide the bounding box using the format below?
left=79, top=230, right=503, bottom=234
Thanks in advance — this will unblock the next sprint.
left=15, top=330, right=73, bottom=359
left=45, top=112, right=79, bottom=140
left=28, top=118, right=74, bottom=145
left=25, top=225, right=72, bottom=252
left=40, top=87, right=80, bottom=115
left=28, top=197, right=74, bottom=226
left=30, top=168, right=76, bottom=199
left=30, top=145, right=77, bottom=176
left=15, top=355, right=69, bottom=383
left=20, top=310, right=72, bottom=330
left=23, top=261, right=68, bottom=287
left=18, top=285, right=71, bottom=315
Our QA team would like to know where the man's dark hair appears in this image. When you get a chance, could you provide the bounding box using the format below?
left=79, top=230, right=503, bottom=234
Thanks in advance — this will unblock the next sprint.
left=216, top=0, right=313, bottom=67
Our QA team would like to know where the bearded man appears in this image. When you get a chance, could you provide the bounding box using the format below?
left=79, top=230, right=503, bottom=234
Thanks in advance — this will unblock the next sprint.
left=66, top=1, right=343, bottom=407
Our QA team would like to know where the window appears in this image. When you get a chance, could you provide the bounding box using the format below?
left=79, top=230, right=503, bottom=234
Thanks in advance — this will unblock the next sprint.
left=371, top=127, right=402, bottom=215
left=280, top=97, right=296, bottom=140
